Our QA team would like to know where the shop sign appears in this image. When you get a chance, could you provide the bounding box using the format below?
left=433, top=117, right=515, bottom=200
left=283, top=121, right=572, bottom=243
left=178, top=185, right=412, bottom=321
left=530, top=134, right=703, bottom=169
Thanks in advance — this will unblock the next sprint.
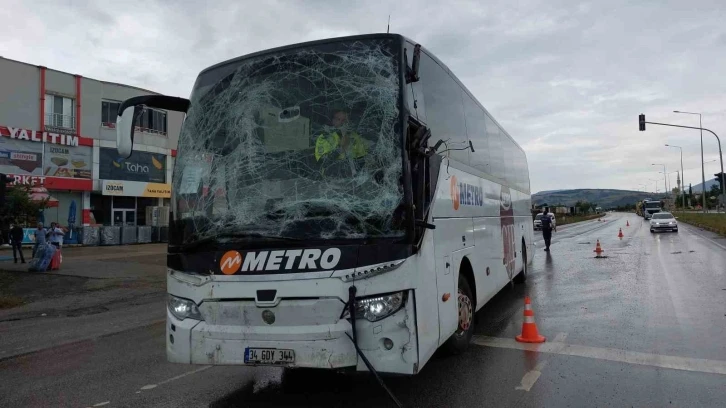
left=102, top=180, right=171, bottom=198
left=44, top=145, right=92, bottom=179
left=5, top=173, right=93, bottom=191
left=0, top=125, right=92, bottom=181
left=99, top=147, right=166, bottom=183
left=0, top=125, right=81, bottom=147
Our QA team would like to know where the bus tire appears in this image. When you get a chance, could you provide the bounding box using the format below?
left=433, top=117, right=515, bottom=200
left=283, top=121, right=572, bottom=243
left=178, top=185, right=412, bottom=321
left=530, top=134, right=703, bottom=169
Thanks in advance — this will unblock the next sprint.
left=443, top=274, right=474, bottom=355
left=514, top=243, right=527, bottom=283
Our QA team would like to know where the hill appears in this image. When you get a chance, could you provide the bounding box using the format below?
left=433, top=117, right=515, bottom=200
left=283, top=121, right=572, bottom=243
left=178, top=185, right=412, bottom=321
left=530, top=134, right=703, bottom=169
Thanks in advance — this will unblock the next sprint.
left=532, top=189, right=667, bottom=209
left=691, top=179, right=719, bottom=193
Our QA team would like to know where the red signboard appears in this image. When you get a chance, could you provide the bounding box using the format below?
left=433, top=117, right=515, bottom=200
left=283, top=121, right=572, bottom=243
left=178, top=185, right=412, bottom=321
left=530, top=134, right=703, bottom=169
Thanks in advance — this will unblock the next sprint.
left=0, top=125, right=93, bottom=147
left=6, top=173, right=92, bottom=191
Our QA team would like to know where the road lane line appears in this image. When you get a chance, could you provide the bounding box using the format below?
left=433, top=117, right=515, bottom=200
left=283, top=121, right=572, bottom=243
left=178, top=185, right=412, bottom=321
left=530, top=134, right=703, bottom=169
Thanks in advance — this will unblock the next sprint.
left=136, top=366, right=212, bottom=395
left=513, top=332, right=568, bottom=392
left=681, top=224, right=726, bottom=250
left=472, top=335, right=726, bottom=375
left=515, top=360, right=546, bottom=391
left=156, top=365, right=212, bottom=387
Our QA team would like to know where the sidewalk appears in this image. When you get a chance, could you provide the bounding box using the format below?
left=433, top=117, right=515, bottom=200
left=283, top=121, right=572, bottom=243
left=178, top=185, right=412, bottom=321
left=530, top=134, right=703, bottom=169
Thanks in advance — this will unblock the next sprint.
left=0, top=244, right=167, bottom=315
left=0, top=243, right=168, bottom=279
left=0, top=243, right=169, bottom=361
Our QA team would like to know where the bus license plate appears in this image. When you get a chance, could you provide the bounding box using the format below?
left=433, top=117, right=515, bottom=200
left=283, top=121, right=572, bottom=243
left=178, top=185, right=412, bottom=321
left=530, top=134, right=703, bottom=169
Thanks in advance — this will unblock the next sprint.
left=244, top=347, right=295, bottom=365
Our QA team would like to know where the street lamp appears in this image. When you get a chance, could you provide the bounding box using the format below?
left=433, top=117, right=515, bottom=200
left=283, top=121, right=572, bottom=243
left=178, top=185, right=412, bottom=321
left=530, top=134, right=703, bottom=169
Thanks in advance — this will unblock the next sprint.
left=648, top=178, right=660, bottom=193
left=652, top=163, right=667, bottom=196
left=674, top=110, right=707, bottom=213
left=665, top=144, right=685, bottom=209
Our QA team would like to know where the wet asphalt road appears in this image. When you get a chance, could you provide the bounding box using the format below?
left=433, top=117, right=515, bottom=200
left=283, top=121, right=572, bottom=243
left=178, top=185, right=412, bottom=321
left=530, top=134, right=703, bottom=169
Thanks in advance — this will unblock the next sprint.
left=1, top=212, right=725, bottom=407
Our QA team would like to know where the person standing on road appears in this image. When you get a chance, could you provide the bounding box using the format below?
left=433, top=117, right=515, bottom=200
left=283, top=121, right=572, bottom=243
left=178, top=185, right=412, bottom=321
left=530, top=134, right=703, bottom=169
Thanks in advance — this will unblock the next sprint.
left=32, top=222, right=47, bottom=257
left=9, top=222, right=26, bottom=264
left=540, top=207, right=555, bottom=252
left=48, top=222, right=64, bottom=249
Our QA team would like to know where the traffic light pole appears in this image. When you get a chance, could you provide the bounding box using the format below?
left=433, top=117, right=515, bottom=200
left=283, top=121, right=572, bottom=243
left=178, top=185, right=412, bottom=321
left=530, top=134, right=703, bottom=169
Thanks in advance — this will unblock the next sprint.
left=640, top=118, right=725, bottom=212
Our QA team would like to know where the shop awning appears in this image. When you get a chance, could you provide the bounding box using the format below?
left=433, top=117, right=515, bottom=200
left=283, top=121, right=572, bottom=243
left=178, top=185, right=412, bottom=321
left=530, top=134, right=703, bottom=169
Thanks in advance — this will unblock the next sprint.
left=29, top=187, right=60, bottom=208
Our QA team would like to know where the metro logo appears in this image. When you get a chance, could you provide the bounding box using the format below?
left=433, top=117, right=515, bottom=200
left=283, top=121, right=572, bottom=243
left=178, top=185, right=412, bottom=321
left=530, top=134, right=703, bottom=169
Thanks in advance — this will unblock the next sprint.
left=220, top=250, right=242, bottom=275
left=218, top=248, right=342, bottom=274
left=450, top=176, right=460, bottom=210
left=450, top=175, right=483, bottom=210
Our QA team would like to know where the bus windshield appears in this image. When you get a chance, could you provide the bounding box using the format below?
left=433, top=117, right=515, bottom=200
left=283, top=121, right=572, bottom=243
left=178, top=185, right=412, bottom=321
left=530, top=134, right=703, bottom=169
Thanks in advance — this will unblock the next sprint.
left=645, top=202, right=661, bottom=209
left=171, top=38, right=404, bottom=245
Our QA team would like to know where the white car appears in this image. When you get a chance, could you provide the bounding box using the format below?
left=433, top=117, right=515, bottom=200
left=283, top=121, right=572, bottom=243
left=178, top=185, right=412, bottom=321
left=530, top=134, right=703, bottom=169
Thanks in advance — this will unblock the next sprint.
left=650, top=212, right=678, bottom=233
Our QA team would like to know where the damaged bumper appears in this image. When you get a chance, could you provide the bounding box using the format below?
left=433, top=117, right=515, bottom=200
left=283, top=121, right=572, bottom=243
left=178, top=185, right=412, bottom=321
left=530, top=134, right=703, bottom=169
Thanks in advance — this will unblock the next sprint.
left=166, top=289, right=418, bottom=375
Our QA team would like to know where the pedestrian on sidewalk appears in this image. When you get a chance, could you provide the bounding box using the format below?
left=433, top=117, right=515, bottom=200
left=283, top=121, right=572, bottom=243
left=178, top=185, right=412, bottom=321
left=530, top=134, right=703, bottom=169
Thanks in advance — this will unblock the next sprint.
left=32, top=222, right=48, bottom=257
left=541, top=207, right=555, bottom=252
left=10, top=222, right=26, bottom=263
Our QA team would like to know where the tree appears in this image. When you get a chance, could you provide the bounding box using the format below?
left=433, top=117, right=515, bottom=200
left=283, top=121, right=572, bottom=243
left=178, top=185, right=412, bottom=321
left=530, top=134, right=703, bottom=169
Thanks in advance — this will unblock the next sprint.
left=0, top=184, right=48, bottom=226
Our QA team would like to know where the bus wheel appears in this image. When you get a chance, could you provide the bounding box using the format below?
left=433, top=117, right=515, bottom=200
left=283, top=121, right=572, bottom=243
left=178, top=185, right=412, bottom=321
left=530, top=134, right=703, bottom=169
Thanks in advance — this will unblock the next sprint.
left=514, top=244, right=527, bottom=283
left=443, top=274, right=474, bottom=355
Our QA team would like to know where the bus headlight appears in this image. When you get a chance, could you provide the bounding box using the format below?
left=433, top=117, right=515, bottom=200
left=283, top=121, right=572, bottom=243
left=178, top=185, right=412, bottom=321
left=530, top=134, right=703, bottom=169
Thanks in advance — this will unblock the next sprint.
left=345, top=291, right=407, bottom=322
left=168, top=295, right=204, bottom=321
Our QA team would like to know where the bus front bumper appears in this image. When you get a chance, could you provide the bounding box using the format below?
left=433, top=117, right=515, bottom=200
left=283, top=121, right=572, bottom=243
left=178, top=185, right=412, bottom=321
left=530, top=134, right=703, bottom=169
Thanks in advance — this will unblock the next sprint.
left=165, top=294, right=418, bottom=374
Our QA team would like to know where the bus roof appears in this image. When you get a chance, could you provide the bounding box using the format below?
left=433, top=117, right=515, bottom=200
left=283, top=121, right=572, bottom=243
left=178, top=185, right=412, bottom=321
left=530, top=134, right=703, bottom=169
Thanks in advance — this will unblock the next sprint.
left=199, top=33, right=405, bottom=76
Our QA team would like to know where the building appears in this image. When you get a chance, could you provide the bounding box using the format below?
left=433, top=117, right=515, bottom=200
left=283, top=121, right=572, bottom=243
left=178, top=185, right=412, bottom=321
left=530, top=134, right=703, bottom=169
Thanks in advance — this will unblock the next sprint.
left=0, top=56, right=183, bottom=233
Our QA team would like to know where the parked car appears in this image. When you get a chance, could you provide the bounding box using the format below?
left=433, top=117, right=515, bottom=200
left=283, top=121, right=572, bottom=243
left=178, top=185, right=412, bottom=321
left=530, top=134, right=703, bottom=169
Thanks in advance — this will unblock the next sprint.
left=533, top=213, right=556, bottom=231
left=650, top=212, right=678, bottom=233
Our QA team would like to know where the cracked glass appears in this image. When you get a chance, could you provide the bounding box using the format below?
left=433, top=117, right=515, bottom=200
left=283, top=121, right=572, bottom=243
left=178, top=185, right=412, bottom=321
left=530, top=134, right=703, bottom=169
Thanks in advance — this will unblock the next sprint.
left=172, top=38, right=404, bottom=244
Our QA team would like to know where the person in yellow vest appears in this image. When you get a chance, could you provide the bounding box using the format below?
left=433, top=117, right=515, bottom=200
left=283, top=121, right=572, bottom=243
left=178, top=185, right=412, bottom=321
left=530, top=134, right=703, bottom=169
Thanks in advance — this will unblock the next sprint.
left=314, top=110, right=368, bottom=162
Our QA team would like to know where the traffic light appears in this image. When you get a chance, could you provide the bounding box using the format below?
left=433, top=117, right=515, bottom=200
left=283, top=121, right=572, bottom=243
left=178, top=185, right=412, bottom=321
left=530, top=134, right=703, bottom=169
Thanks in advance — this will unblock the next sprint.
left=639, top=114, right=646, bottom=131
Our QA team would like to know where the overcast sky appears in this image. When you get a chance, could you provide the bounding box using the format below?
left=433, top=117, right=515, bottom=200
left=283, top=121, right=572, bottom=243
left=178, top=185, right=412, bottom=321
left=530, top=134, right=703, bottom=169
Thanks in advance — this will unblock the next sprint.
left=3, top=0, right=725, bottom=193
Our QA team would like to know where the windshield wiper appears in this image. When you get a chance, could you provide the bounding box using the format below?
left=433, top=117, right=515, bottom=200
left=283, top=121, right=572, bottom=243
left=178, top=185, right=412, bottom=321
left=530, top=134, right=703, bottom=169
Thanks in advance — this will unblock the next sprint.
left=176, top=232, right=302, bottom=252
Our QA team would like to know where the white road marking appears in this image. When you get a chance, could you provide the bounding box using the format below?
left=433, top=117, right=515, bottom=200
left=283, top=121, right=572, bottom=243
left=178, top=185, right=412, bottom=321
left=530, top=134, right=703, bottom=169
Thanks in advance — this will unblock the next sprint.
left=92, top=402, right=110, bottom=407
left=157, top=365, right=212, bottom=386
left=473, top=335, right=726, bottom=375
left=513, top=333, right=568, bottom=392
left=515, top=360, right=546, bottom=391
left=683, top=224, right=726, bottom=250
left=136, top=366, right=212, bottom=394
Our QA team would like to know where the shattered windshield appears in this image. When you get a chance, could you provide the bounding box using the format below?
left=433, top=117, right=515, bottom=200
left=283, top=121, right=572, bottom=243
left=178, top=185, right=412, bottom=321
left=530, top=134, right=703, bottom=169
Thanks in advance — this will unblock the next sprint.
left=172, top=38, right=404, bottom=243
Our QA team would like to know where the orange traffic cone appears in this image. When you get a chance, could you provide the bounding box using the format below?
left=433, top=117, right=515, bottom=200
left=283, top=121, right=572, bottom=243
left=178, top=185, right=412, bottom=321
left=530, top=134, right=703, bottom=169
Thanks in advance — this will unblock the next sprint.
left=626, top=220, right=630, bottom=227
left=593, top=240, right=604, bottom=257
left=618, top=228, right=624, bottom=238
left=516, top=297, right=546, bottom=343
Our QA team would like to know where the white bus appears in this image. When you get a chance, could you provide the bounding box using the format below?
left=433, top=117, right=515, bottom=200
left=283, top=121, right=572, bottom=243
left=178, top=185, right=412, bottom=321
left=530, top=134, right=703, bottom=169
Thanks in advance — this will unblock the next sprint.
left=115, top=34, right=532, bottom=376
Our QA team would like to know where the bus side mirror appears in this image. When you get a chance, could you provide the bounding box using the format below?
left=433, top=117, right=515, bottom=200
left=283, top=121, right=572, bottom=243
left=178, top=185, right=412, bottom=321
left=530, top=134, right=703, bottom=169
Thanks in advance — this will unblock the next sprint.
left=406, top=44, right=421, bottom=84
left=115, top=94, right=191, bottom=158
left=116, top=105, right=142, bottom=159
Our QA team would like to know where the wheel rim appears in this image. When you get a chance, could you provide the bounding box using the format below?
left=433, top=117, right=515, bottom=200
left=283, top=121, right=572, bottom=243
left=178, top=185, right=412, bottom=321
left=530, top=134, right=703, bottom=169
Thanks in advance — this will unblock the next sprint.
left=456, top=289, right=473, bottom=336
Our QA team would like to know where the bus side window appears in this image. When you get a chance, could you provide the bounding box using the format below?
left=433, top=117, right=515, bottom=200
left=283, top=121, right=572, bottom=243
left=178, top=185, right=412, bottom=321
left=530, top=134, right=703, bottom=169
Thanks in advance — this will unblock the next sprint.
left=418, top=52, right=469, bottom=165
left=463, top=94, right=490, bottom=173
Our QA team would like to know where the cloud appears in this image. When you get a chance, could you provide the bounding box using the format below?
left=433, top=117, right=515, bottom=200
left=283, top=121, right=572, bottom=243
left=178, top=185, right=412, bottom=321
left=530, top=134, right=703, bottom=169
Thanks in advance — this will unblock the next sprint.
left=2, top=0, right=725, bottom=193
